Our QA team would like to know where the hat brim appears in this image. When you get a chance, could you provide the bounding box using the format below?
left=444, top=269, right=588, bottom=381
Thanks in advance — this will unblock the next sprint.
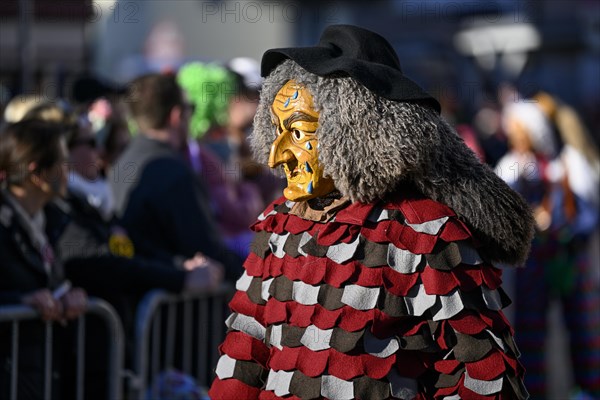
left=262, top=47, right=440, bottom=113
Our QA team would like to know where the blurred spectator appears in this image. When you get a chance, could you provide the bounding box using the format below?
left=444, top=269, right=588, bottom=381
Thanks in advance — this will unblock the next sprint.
left=87, top=97, right=131, bottom=175
left=0, top=83, right=10, bottom=115
left=456, top=124, right=486, bottom=163
left=71, top=75, right=127, bottom=105
left=117, top=19, right=187, bottom=83
left=3, top=95, right=39, bottom=124
left=0, top=120, right=87, bottom=399
left=226, top=57, right=285, bottom=206
left=495, top=100, right=600, bottom=398
left=3, top=95, right=72, bottom=126
left=535, top=91, right=600, bottom=399
left=534, top=91, right=600, bottom=204
left=4, top=98, right=117, bottom=221
left=6, top=95, right=223, bottom=399
left=67, top=111, right=116, bottom=221
left=472, top=102, right=509, bottom=166
left=110, top=73, right=242, bottom=281
left=176, top=62, right=233, bottom=159
left=177, top=62, right=264, bottom=258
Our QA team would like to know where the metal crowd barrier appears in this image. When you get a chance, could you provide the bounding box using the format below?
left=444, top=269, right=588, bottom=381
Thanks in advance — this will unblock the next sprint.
left=128, top=284, right=235, bottom=400
left=0, top=298, right=125, bottom=400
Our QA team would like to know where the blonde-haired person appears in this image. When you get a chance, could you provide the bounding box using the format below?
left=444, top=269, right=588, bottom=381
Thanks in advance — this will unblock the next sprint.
left=534, top=91, right=600, bottom=208
left=0, top=120, right=88, bottom=399
left=3, top=97, right=222, bottom=399
left=3, top=95, right=44, bottom=123
left=4, top=97, right=116, bottom=219
left=535, top=92, right=600, bottom=399
left=496, top=99, right=600, bottom=398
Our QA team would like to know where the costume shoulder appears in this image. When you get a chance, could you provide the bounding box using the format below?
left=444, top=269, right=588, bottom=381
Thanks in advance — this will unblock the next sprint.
left=215, top=193, right=525, bottom=400
left=251, top=191, right=477, bottom=257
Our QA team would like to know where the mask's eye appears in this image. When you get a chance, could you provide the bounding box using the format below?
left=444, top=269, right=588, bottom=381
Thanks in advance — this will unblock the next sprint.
left=292, top=129, right=304, bottom=141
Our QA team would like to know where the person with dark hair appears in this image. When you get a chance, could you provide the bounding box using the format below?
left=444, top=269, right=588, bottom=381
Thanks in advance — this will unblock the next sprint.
left=210, top=25, right=532, bottom=399
left=0, top=119, right=87, bottom=399
left=110, top=73, right=242, bottom=280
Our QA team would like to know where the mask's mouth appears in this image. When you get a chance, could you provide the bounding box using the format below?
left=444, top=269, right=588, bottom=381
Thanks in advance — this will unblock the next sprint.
left=283, top=157, right=301, bottom=180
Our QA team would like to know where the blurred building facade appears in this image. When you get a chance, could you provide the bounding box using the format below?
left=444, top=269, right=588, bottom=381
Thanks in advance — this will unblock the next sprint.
left=0, top=0, right=94, bottom=99
left=1, top=0, right=598, bottom=138
left=292, top=0, right=600, bottom=140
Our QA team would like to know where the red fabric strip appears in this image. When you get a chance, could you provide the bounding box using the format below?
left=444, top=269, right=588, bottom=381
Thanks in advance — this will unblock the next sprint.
left=209, top=377, right=263, bottom=400
left=220, top=332, right=270, bottom=366
left=465, top=350, right=506, bottom=381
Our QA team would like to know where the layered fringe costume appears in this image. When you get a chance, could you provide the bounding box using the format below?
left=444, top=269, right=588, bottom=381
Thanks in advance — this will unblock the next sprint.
left=210, top=26, right=534, bottom=400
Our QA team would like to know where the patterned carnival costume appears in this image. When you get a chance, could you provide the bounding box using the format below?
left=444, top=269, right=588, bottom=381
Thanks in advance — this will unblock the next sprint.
left=209, top=25, right=534, bottom=400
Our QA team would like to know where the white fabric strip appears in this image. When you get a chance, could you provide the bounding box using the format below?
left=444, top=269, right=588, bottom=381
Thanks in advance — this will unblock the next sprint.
left=225, top=313, right=266, bottom=341
left=326, top=234, right=361, bottom=264
left=432, top=289, right=464, bottom=321
left=300, top=325, right=333, bottom=351
left=235, top=271, right=253, bottom=292
left=404, top=283, right=437, bottom=317
left=215, top=354, right=236, bottom=379
left=292, top=280, right=321, bottom=305
left=341, top=285, right=381, bottom=311
left=485, top=329, right=507, bottom=352
left=464, top=371, right=504, bottom=395
left=405, top=216, right=449, bottom=235
left=257, top=208, right=277, bottom=221
left=377, top=209, right=390, bottom=222
left=270, top=324, right=283, bottom=350
left=265, top=369, right=294, bottom=397
left=297, top=232, right=312, bottom=257
left=269, top=232, right=290, bottom=258
left=387, top=245, right=423, bottom=273
left=261, top=278, right=274, bottom=302
left=321, top=375, right=354, bottom=400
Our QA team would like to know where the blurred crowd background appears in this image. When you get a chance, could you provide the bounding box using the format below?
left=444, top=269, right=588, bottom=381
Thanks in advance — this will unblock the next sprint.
left=0, top=1, right=599, bottom=399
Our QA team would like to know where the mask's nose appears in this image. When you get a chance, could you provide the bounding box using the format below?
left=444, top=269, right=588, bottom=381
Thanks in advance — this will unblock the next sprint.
left=268, top=132, right=295, bottom=168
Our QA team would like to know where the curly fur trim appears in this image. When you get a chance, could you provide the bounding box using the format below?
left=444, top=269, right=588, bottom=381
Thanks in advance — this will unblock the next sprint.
left=252, top=60, right=534, bottom=265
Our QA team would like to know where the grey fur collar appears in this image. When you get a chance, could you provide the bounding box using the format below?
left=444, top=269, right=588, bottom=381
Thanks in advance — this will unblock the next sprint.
left=252, top=60, right=534, bottom=265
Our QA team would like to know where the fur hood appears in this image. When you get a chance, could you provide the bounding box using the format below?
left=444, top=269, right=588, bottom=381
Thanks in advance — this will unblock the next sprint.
left=252, top=60, right=534, bottom=265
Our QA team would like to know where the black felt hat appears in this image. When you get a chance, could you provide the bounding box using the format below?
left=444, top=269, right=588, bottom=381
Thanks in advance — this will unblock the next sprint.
left=261, top=24, right=440, bottom=113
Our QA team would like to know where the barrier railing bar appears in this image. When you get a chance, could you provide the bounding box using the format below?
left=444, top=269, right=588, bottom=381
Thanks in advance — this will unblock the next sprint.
left=0, top=299, right=124, bottom=400
left=44, top=322, right=52, bottom=400
left=10, top=321, right=19, bottom=400
left=211, top=295, right=222, bottom=377
left=131, top=285, right=234, bottom=399
left=132, top=290, right=165, bottom=400
left=198, top=296, right=209, bottom=385
left=0, top=304, right=43, bottom=321
left=166, top=303, right=176, bottom=368
left=85, top=299, right=125, bottom=400
left=183, top=301, right=192, bottom=373
left=151, top=307, right=162, bottom=399
left=76, top=315, right=85, bottom=400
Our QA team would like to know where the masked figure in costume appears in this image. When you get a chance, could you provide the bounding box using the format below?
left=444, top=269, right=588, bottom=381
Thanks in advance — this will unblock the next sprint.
left=209, top=25, right=533, bottom=400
